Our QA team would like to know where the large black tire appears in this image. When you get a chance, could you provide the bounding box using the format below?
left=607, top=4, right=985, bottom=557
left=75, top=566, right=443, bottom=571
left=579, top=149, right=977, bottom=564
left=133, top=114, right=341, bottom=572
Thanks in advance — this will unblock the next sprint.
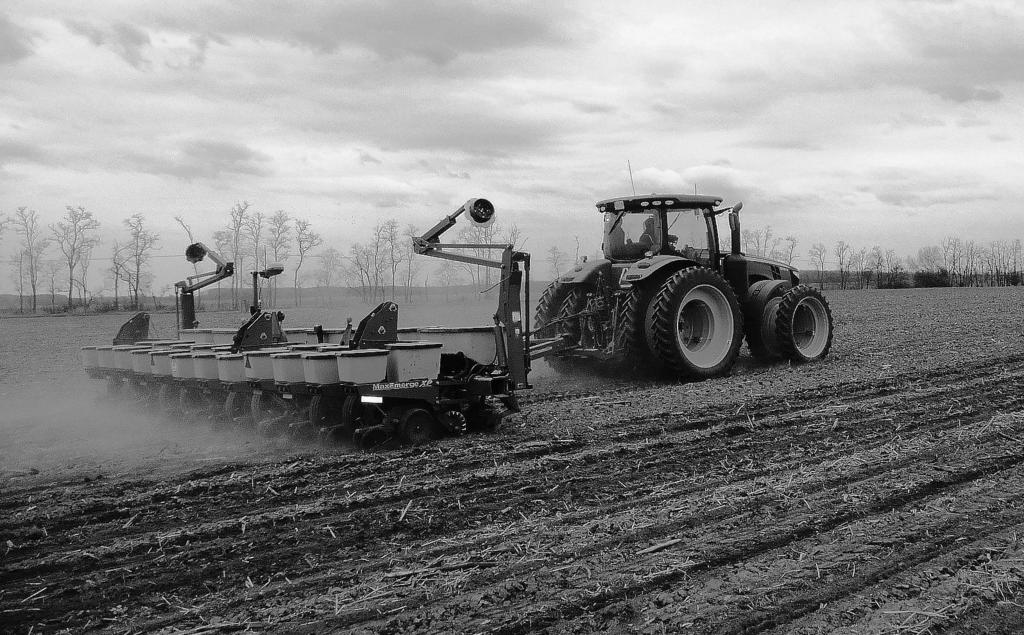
left=776, top=285, right=834, bottom=362
left=614, top=286, right=655, bottom=370
left=743, top=279, right=792, bottom=361
left=556, top=286, right=588, bottom=346
left=647, top=267, right=744, bottom=379
left=534, top=281, right=570, bottom=338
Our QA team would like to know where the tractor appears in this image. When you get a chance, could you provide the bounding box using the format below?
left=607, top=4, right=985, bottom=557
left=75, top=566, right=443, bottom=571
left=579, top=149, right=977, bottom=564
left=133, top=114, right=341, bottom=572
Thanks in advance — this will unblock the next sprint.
left=533, top=194, right=834, bottom=379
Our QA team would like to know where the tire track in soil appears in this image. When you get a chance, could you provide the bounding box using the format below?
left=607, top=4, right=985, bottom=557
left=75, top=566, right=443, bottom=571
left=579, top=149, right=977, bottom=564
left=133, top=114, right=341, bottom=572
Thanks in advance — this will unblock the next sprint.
left=6, top=354, right=1024, bottom=630
left=759, top=522, right=1024, bottom=634
left=114, top=366, right=1024, bottom=630
left=393, top=447, right=1024, bottom=635
left=6, top=358, right=1020, bottom=591
left=299, top=401, right=1024, bottom=635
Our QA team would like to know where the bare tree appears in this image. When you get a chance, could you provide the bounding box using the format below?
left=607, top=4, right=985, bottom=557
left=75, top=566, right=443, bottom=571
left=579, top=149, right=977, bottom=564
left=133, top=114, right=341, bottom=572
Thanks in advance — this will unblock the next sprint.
left=380, top=219, right=403, bottom=301
left=833, top=240, right=852, bottom=289
left=226, top=202, right=251, bottom=309
left=437, top=259, right=462, bottom=302
left=868, top=246, right=885, bottom=288
left=348, top=243, right=374, bottom=302
left=266, top=210, right=291, bottom=306
left=293, top=218, right=322, bottom=306
left=402, top=223, right=419, bottom=303
left=244, top=209, right=266, bottom=307
left=808, top=243, right=827, bottom=288
left=779, top=236, right=799, bottom=266
left=941, top=236, right=962, bottom=285
left=883, top=249, right=904, bottom=288
left=51, top=205, right=101, bottom=310
left=110, top=241, right=128, bottom=310
left=44, top=259, right=60, bottom=312
left=547, top=246, right=567, bottom=279
left=316, top=247, right=343, bottom=305
left=121, top=214, right=159, bottom=309
left=11, top=207, right=49, bottom=312
left=502, top=223, right=525, bottom=250
left=76, top=242, right=94, bottom=307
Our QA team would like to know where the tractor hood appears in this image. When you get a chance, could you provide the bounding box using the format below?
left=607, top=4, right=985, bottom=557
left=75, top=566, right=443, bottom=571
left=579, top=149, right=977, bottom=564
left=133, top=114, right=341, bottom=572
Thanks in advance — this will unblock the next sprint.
left=744, top=253, right=798, bottom=274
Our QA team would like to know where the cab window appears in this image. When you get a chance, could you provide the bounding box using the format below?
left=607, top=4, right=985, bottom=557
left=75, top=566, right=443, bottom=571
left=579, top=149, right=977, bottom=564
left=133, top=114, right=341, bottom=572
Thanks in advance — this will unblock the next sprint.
left=665, top=209, right=712, bottom=262
left=604, top=212, right=659, bottom=259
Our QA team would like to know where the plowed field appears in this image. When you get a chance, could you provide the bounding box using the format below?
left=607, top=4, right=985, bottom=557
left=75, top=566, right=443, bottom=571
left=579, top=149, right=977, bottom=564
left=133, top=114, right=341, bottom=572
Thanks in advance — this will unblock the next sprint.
left=4, top=287, right=1024, bottom=633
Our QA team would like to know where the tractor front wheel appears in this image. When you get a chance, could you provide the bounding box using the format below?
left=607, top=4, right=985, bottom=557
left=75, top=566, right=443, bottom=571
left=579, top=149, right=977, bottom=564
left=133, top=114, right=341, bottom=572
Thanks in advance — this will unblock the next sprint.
left=775, top=285, right=834, bottom=362
left=647, top=268, right=743, bottom=380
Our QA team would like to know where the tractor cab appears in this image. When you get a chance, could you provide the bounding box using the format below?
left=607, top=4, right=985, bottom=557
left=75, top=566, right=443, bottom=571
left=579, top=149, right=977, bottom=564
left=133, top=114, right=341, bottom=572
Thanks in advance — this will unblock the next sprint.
left=598, top=194, right=725, bottom=265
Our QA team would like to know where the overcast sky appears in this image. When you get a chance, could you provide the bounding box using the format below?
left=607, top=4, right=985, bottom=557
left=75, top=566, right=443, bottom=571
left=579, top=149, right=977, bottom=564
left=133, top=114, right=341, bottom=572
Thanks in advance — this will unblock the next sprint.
left=1, top=0, right=1022, bottom=293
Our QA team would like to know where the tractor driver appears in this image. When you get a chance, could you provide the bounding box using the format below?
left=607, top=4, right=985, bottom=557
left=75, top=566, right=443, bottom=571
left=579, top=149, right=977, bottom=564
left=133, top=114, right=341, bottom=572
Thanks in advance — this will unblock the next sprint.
left=637, top=216, right=658, bottom=251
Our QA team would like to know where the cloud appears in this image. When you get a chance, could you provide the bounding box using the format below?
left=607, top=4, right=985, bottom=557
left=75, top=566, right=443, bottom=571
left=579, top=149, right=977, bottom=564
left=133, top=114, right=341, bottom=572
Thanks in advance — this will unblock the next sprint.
left=128, top=140, right=272, bottom=180
left=631, top=167, right=686, bottom=192
left=0, top=14, right=34, bottom=64
left=65, top=20, right=152, bottom=69
left=150, top=1, right=572, bottom=64
left=926, top=85, right=1002, bottom=103
left=0, top=140, right=46, bottom=168
left=862, top=167, right=999, bottom=208
left=358, top=150, right=381, bottom=165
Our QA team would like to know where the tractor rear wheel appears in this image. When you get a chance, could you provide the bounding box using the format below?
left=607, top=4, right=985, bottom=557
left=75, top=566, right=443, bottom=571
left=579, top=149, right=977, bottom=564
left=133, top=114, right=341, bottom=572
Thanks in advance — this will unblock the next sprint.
left=775, top=285, right=833, bottom=362
left=534, top=281, right=570, bottom=338
left=743, top=280, right=792, bottom=361
left=648, top=267, right=743, bottom=379
left=615, top=285, right=656, bottom=370
left=556, top=286, right=589, bottom=346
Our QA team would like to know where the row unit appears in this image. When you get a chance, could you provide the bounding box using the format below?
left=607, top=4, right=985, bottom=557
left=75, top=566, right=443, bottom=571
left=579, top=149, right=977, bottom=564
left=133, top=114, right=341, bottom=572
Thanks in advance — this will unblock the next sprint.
left=82, top=325, right=501, bottom=386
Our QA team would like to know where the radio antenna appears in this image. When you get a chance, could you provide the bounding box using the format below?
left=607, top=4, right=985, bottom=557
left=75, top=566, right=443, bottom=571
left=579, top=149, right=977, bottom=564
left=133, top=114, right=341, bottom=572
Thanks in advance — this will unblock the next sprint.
left=627, top=160, right=636, bottom=195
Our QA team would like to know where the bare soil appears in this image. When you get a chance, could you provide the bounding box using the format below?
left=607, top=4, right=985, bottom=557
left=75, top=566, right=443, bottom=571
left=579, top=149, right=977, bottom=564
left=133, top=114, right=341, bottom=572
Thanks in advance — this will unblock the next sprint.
left=3, top=288, right=1024, bottom=633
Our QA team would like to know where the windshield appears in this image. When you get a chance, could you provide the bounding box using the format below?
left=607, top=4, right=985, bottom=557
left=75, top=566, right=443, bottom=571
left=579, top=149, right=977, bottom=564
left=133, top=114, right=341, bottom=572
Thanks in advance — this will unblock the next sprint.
left=604, top=212, right=659, bottom=259
left=665, top=209, right=712, bottom=260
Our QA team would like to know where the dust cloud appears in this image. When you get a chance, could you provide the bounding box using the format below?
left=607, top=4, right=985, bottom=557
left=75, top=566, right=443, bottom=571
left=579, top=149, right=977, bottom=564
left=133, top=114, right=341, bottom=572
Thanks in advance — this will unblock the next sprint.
left=0, top=379, right=277, bottom=486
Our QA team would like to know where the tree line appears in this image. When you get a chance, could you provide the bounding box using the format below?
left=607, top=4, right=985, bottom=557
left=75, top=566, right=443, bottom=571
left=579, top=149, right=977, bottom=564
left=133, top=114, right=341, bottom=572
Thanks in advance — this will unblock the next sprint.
left=741, top=225, right=1023, bottom=290
left=3, top=206, right=158, bottom=313
left=0, top=202, right=526, bottom=314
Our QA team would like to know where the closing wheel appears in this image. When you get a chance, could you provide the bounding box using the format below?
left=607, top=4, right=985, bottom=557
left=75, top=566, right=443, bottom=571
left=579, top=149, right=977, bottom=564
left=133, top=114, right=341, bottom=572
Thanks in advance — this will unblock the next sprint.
left=648, top=267, right=743, bottom=379
left=743, top=279, right=792, bottom=361
left=256, top=418, right=286, bottom=439
left=250, top=391, right=284, bottom=427
left=398, top=408, right=438, bottom=446
left=776, top=285, right=834, bottom=362
left=309, top=394, right=347, bottom=428
left=224, top=391, right=250, bottom=422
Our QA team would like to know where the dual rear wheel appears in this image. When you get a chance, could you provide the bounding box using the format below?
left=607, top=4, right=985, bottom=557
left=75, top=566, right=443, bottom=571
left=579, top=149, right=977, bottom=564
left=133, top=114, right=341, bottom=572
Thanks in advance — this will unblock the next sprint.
left=538, top=267, right=834, bottom=380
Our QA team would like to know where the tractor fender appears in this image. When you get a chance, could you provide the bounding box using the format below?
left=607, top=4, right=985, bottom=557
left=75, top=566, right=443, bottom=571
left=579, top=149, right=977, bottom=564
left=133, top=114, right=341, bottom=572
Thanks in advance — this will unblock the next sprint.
left=619, top=255, right=700, bottom=289
left=557, top=258, right=612, bottom=286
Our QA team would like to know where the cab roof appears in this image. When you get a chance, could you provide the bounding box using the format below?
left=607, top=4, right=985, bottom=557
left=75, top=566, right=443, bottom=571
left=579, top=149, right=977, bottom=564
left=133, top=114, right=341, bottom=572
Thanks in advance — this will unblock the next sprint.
left=595, top=194, right=723, bottom=213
